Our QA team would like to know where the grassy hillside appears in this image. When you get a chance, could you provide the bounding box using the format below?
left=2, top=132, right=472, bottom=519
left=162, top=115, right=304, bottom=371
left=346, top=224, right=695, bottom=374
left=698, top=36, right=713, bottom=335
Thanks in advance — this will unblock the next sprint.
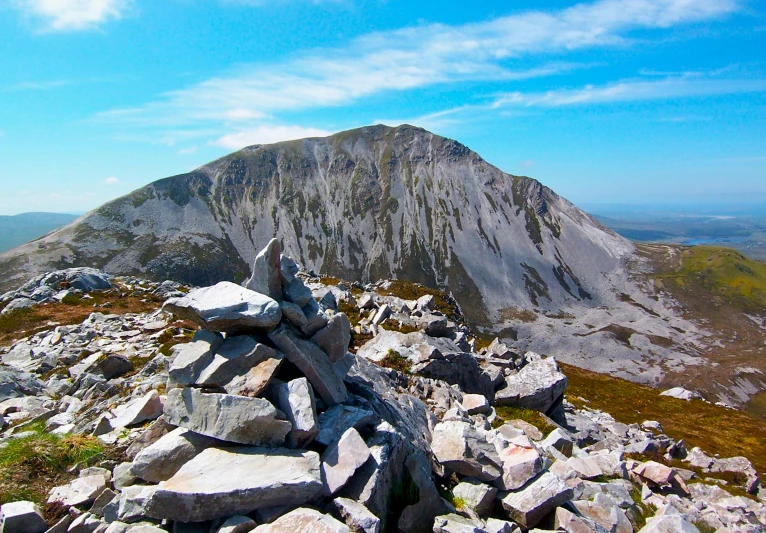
left=563, top=362, right=766, bottom=477
left=654, top=246, right=766, bottom=313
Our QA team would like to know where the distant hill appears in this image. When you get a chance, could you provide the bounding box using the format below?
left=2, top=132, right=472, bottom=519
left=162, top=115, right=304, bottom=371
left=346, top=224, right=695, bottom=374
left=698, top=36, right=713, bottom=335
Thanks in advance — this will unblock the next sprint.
left=0, top=212, right=79, bottom=253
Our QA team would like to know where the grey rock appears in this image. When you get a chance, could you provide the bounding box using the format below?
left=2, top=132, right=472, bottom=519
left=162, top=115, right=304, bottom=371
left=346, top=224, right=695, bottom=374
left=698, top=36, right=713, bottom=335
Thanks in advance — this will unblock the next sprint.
left=280, top=301, right=308, bottom=329
left=495, top=436, right=543, bottom=491
left=163, top=387, right=291, bottom=446
left=318, top=290, right=338, bottom=312
left=251, top=508, right=349, bottom=533
left=113, top=463, right=137, bottom=490
left=555, top=507, right=608, bottom=533
left=316, top=404, right=377, bottom=447
left=117, top=485, right=157, bottom=523
left=333, top=498, right=380, bottom=533
left=277, top=378, right=319, bottom=449
left=398, top=450, right=450, bottom=533
left=431, top=420, right=502, bottom=482
left=540, top=428, right=574, bottom=457
left=411, top=352, right=494, bottom=399
left=461, top=394, right=490, bottom=416
left=0, top=370, right=44, bottom=401
left=322, top=428, right=371, bottom=495
left=357, top=294, right=376, bottom=310
left=283, top=278, right=312, bottom=308
left=139, top=447, right=323, bottom=522
left=371, top=305, right=392, bottom=326
left=572, top=494, right=632, bottom=533
left=495, top=357, right=567, bottom=413
left=215, top=516, right=257, bottom=533
left=432, top=514, right=486, bottom=533
left=268, top=324, right=348, bottom=406
left=67, top=512, right=106, bottom=533
left=498, top=471, right=574, bottom=529
left=452, top=479, right=498, bottom=517
left=300, top=298, right=328, bottom=337
left=92, top=354, right=133, bottom=380
left=48, top=475, right=108, bottom=508
left=88, top=489, right=117, bottom=518
left=166, top=330, right=223, bottom=387
left=163, top=282, right=282, bottom=333
left=246, top=238, right=283, bottom=301
left=279, top=255, right=299, bottom=284
left=195, top=336, right=276, bottom=387
left=0, top=501, right=47, bottom=533
left=130, top=427, right=219, bottom=482
left=223, top=352, right=284, bottom=397
left=311, top=313, right=351, bottom=363
left=111, top=391, right=164, bottom=429
left=1, top=297, right=36, bottom=315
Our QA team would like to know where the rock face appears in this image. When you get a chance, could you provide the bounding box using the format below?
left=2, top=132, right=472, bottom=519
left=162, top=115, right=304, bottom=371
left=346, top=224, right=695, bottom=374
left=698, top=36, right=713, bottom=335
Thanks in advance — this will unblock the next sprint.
left=495, top=357, right=567, bottom=413
left=140, top=447, right=323, bottom=522
left=163, top=387, right=291, bottom=446
left=163, top=282, right=282, bottom=333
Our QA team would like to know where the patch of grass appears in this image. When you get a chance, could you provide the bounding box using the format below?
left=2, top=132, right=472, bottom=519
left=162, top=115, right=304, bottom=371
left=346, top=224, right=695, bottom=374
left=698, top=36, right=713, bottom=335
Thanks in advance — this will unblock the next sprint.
left=692, top=520, right=716, bottom=533
left=629, top=486, right=656, bottom=530
left=0, top=423, right=114, bottom=507
left=494, top=405, right=557, bottom=435
left=385, top=321, right=420, bottom=335
left=0, top=292, right=164, bottom=347
left=379, top=349, right=411, bottom=374
left=562, top=362, right=766, bottom=477
left=376, top=280, right=463, bottom=326
left=498, top=306, right=537, bottom=323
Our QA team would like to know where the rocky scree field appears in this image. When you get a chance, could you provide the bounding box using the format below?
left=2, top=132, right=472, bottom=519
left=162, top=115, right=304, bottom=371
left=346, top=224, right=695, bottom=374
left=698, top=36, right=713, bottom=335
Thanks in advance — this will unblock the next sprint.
left=0, top=241, right=764, bottom=533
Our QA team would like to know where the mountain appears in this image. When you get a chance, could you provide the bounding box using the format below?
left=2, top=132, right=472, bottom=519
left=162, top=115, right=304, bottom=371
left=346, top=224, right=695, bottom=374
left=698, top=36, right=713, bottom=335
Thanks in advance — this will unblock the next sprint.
left=0, top=212, right=79, bottom=253
left=0, top=125, right=762, bottom=406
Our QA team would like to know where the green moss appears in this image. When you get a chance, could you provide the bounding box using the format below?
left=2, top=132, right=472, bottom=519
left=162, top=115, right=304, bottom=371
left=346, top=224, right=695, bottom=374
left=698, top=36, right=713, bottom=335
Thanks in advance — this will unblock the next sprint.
left=494, top=405, right=557, bottom=435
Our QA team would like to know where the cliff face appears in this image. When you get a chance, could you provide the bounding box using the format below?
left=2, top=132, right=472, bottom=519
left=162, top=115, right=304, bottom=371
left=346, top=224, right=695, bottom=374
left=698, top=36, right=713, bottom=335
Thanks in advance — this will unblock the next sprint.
left=0, top=125, right=632, bottom=331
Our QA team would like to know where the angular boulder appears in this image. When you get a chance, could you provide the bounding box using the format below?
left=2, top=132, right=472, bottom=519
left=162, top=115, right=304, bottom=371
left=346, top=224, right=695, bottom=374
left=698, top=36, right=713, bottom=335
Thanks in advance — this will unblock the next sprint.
left=110, top=391, right=164, bottom=429
left=495, top=357, right=567, bottom=413
left=140, top=448, right=323, bottom=522
left=195, top=336, right=277, bottom=387
left=251, top=508, right=349, bottom=533
left=431, top=420, right=502, bottom=482
left=0, top=501, right=47, bottom=533
left=311, top=313, right=351, bottom=363
left=167, top=330, right=223, bottom=386
left=321, top=428, right=371, bottom=495
left=269, top=324, right=348, bottom=406
left=163, top=388, right=291, bottom=446
left=333, top=498, right=380, bottom=533
left=163, top=282, right=282, bottom=333
left=246, top=238, right=283, bottom=301
left=316, top=404, right=377, bottom=447
left=495, top=437, right=543, bottom=491
left=277, top=378, right=319, bottom=449
left=452, top=479, right=498, bottom=517
left=224, top=353, right=284, bottom=397
left=130, top=427, right=219, bottom=483
left=499, top=471, right=573, bottom=529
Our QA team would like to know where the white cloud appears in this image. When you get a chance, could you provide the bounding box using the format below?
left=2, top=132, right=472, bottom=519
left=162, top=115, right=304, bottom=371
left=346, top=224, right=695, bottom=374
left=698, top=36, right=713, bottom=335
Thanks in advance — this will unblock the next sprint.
left=13, top=0, right=130, bottom=32
left=212, top=126, right=333, bottom=150
left=177, top=146, right=198, bottom=155
left=491, top=75, right=766, bottom=107
left=104, top=176, right=119, bottom=184
left=98, top=0, right=741, bottom=131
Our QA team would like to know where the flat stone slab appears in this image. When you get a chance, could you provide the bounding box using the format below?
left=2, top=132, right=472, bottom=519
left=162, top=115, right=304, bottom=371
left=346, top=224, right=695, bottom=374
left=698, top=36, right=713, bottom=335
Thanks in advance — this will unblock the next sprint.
left=0, top=501, right=47, bottom=533
left=495, top=357, right=567, bottom=413
left=499, top=471, right=573, bottom=529
left=141, top=447, right=323, bottom=523
left=163, top=282, right=282, bottom=333
left=321, top=427, right=371, bottom=494
left=252, top=508, right=349, bottom=533
left=164, top=388, right=290, bottom=446
left=130, top=427, right=219, bottom=483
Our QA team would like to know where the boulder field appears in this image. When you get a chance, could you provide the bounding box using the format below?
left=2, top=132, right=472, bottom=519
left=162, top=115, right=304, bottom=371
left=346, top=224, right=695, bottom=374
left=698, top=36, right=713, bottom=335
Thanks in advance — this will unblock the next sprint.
left=0, top=239, right=763, bottom=533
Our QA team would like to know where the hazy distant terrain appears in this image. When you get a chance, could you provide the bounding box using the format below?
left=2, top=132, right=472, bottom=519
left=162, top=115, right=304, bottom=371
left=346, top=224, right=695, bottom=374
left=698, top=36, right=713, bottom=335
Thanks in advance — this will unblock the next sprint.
left=591, top=208, right=766, bottom=261
left=0, top=212, right=79, bottom=253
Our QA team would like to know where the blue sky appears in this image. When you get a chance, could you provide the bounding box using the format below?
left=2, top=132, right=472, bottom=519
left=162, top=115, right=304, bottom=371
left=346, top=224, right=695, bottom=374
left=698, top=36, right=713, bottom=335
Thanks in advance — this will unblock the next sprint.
left=1, top=0, right=765, bottom=215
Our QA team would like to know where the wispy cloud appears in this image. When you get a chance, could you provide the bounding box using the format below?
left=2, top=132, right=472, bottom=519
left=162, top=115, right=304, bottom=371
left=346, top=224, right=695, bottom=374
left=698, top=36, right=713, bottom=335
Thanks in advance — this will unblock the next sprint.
left=96, top=0, right=742, bottom=145
left=104, top=176, right=119, bottom=184
left=12, top=0, right=130, bottom=32
left=212, top=126, right=334, bottom=150
left=491, top=74, right=766, bottom=107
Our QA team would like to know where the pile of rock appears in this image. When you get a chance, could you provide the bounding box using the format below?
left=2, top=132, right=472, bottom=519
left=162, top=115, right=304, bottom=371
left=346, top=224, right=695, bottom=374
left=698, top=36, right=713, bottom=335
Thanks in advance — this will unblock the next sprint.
left=0, top=240, right=764, bottom=533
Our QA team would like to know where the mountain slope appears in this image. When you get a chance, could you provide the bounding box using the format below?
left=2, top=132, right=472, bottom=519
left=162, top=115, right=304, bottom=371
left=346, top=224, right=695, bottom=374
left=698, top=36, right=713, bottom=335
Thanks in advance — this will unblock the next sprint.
left=1, top=124, right=754, bottom=404
left=0, top=212, right=79, bottom=253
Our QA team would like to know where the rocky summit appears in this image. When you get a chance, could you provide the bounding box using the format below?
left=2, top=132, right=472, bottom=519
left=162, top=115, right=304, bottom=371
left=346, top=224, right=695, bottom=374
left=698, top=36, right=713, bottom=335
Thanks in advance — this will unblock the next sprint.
left=0, top=240, right=764, bottom=533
